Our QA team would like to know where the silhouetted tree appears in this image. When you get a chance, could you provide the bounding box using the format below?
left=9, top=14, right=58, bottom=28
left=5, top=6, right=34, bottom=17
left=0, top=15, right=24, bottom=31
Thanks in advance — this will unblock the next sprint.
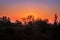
left=0, top=14, right=60, bottom=40
left=54, top=13, right=58, bottom=25
left=27, top=15, right=34, bottom=22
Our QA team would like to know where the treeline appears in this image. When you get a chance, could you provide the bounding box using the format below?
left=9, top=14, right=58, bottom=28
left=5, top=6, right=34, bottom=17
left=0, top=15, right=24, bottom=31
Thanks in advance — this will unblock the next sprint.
left=0, top=14, right=60, bottom=40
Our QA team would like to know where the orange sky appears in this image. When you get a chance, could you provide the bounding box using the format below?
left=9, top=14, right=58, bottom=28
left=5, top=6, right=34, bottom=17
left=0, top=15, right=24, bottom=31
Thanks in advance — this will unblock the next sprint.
left=0, top=0, right=60, bottom=23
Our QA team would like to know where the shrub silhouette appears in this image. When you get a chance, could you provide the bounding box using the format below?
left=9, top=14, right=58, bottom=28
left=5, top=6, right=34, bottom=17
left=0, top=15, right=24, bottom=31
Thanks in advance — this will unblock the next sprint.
left=0, top=14, right=60, bottom=40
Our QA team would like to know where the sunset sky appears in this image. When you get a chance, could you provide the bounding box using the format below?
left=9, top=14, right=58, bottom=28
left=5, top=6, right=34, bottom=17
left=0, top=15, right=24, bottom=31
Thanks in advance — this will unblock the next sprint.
left=0, top=0, right=60, bottom=23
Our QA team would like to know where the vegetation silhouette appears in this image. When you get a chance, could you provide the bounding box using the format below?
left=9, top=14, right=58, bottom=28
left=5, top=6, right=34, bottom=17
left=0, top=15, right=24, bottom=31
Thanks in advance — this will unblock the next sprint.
left=0, top=14, right=60, bottom=40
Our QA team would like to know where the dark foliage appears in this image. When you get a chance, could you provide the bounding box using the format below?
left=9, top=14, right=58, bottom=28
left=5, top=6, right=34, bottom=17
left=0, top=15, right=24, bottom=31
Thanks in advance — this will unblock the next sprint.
left=0, top=15, right=60, bottom=40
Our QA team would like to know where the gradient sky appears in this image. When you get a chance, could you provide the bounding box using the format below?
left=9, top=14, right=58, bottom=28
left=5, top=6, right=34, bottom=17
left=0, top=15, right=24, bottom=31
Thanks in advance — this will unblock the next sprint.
left=0, top=0, right=60, bottom=22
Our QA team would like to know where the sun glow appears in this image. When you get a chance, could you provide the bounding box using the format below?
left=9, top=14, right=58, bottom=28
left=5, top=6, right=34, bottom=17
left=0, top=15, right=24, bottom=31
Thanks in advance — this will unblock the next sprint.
left=24, top=11, right=38, bottom=19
